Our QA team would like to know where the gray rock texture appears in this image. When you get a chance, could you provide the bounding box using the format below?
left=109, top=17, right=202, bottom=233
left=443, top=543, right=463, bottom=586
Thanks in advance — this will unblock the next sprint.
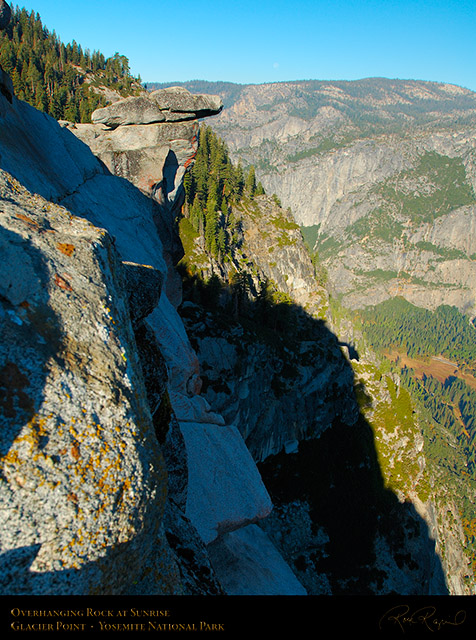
left=208, top=524, right=307, bottom=595
left=205, top=78, right=476, bottom=314
left=91, top=88, right=222, bottom=128
left=150, top=86, right=223, bottom=119
left=92, top=96, right=167, bottom=127
left=0, top=170, right=181, bottom=595
left=179, top=195, right=358, bottom=461
left=0, top=72, right=299, bottom=595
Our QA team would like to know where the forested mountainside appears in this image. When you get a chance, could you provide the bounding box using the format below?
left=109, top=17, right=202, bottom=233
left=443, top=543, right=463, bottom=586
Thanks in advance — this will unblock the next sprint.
left=0, top=5, right=142, bottom=121
left=175, top=124, right=475, bottom=594
left=155, top=79, right=476, bottom=316
left=1, top=1, right=475, bottom=600
left=151, top=80, right=476, bottom=593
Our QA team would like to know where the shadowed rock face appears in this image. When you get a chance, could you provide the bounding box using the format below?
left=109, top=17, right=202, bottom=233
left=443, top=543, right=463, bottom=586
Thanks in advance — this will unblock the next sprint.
left=0, top=0, right=11, bottom=30
left=0, top=65, right=289, bottom=595
left=0, top=170, right=181, bottom=595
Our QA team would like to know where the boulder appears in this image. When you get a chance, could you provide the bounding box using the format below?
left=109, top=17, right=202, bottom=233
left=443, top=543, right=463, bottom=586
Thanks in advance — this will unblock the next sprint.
left=91, top=96, right=166, bottom=127
left=0, top=169, right=181, bottom=595
left=207, top=525, right=308, bottom=595
left=180, top=422, right=273, bottom=545
left=91, top=89, right=223, bottom=128
left=150, top=86, right=223, bottom=119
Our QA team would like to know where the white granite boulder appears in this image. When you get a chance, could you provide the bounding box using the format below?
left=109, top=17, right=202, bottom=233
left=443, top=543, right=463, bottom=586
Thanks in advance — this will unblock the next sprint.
left=0, top=170, right=181, bottom=595
left=180, top=422, right=273, bottom=545
left=207, top=524, right=307, bottom=595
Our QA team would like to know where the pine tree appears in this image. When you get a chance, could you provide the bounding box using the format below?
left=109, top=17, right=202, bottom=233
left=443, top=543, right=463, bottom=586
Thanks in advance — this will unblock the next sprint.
left=0, top=6, right=138, bottom=122
left=245, top=165, right=256, bottom=196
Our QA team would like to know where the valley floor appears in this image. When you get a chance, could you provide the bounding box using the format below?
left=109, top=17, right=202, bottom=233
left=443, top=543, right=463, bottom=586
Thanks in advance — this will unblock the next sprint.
left=386, top=350, right=476, bottom=392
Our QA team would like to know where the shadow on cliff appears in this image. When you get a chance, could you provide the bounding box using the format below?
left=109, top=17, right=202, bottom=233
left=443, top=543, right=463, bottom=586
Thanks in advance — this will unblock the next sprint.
left=0, top=224, right=174, bottom=596
left=0, top=225, right=65, bottom=457
left=178, top=267, right=449, bottom=595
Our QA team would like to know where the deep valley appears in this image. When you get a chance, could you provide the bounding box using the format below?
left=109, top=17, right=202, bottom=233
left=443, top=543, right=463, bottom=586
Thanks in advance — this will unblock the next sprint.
left=1, top=3, right=475, bottom=603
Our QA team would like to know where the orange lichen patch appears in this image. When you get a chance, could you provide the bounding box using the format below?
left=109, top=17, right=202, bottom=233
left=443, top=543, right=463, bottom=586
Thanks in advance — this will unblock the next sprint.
left=1, top=414, right=49, bottom=460
left=54, top=273, right=73, bottom=291
left=1, top=448, right=22, bottom=465
left=15, top=213, right=40, bottom=229
left=57, top=243, right=75, bottom=257
left=71, top=443, right=80, bottom=461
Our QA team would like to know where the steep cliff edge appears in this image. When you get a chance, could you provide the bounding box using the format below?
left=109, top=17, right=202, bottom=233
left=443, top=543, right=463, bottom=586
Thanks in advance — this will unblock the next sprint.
left=173, top=125, right=458, bottom=594
left=181, top=78, right=476, bottom=315
left=2, top=13, right=467, bottom=596
left=0, top=37, right=305, bottom=595
left=177, top=183, right=358, bottom=461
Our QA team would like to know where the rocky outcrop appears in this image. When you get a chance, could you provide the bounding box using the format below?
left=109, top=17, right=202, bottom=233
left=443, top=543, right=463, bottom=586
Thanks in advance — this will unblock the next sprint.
left=91, top=87, right=223, bottom=127
left=177, top=193, right=358, bottom=461
left=201, top=78, right=476, bottom=314
left=71, top=88, right=221, bottom=276
left=0, top=170, right=181, bottom=595
left=0, top=73, right=304, bottom=595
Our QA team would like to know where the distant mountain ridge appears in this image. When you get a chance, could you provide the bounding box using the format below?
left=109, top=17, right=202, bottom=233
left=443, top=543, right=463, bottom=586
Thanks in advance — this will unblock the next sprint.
left=148, top=78, right=476, bottom=316
left=146, top=77, right=476, bottom=127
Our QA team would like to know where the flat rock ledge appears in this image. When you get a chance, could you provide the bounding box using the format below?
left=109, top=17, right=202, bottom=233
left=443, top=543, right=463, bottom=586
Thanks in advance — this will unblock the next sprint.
left=92, top=87, right=223, bottom=128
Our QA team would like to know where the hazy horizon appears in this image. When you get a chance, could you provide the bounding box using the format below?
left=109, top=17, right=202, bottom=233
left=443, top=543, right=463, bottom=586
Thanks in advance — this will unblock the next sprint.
left=16, top=0, right=476, bottom=93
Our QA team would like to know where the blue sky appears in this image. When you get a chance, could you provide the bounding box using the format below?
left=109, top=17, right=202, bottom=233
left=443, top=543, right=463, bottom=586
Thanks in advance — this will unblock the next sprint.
left=16, top=0, right=476, bottom=91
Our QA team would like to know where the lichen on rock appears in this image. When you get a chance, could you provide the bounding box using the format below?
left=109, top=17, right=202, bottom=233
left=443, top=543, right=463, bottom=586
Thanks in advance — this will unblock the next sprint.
left=0, top=170, right=181, bottom=595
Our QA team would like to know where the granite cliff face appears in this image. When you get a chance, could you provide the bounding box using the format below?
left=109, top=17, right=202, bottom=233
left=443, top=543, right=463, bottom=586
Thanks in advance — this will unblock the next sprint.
left=2, top=16, right=469, bottom=596
left=158, top=82, right=476, bottom=594
left=0, top=33, right=307, bottom=596
left=174, top=79, right=476, bottom=314
left=177, top=190, right=358, bottom=462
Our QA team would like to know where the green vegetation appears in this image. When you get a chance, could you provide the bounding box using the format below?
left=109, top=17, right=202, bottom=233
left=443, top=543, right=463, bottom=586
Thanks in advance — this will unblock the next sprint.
left=346, top=207, right=404, bottom=242
left=355, top=362, right=422, bottom=497
left=340, top=153, right=475, bottom=253
left=415, top=241, right=467, bottom=260
left=400, top=369, right=476, bottom=569
left=359, top=297, right=476, bottom=370
left=182, top=125, right=264, bottom=260
left=298, top=225, right=330, bottom=286
left=179, top=125, right=330, bottom=361
left=0, top=5, right=138, bottom=121
left=402, top=370, right=476, bottom=473
left=286, top=132, right=369, bottom=161
left=355, top=295, right=476, bottom=573
left=374, top=152, right=476, bottom=224
left=314, top=232, right=344, bottom=260
left=355, top=268, right=402, bottom=282
left=300, top=224, right=320, bottom=253
left=271, top=212, right=299, bottom=231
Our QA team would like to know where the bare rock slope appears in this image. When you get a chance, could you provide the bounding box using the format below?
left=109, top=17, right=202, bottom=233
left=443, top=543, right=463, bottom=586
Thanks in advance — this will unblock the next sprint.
left=0, top=58, right=303, bottom=594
